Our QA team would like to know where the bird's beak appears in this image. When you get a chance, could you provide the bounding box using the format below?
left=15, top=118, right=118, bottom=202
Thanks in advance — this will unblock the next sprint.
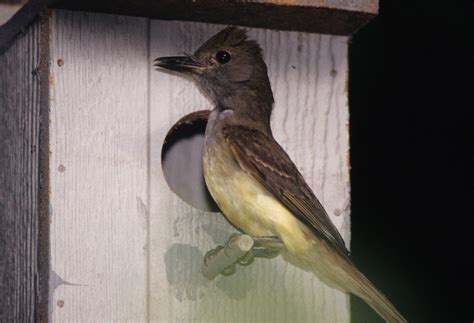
left=154, top=56, right=204, bottom=74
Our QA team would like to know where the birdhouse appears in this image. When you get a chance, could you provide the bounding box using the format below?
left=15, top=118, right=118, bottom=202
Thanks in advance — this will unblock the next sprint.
left=0, top=1, right=377, bottom=322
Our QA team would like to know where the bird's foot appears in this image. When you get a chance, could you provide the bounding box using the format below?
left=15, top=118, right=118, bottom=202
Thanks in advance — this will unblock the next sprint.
left=237, top=236, right=282, bottom=265
left=252, top=236, right=284, bottom=258
left=201, top=234, right=284, bottom=279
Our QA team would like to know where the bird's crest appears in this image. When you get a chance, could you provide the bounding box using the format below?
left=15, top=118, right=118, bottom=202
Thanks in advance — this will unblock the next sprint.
left=197, top=26, right=263, bottom=57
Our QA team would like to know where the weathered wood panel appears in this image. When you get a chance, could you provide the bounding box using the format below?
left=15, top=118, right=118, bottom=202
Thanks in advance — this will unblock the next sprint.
left=0, top=20, right=40, bottom=322
left=1, top=0, right=377, bottom=55
left=149, top=21, right=350, bottom=322
left=48, top=11, right=149, bottom=321
left=38, top=11, right=351, bottom=321
left=53, top=0, right=376, bottom=36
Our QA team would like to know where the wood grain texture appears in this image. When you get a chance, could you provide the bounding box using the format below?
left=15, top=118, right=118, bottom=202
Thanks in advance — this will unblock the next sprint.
left=53, top=0, right=375, bottom=36
left=0, top=19, right=40, bottom=322
left=48, top=10, right=149, bottom=321
left=150, top=21, right=350, bottom=322
left=44, top=12, right=351, bottom=321
left=1, top=0, right=377, bottom=55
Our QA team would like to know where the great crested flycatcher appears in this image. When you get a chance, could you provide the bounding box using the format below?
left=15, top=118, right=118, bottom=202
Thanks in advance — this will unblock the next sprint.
left=155, top=26, right=406, bottom=323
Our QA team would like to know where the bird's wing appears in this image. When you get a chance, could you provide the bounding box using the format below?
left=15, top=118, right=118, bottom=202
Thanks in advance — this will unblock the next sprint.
left=222, top=125, right=350, bottom=258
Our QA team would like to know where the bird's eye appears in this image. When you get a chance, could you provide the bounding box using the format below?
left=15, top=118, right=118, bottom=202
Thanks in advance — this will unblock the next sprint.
left=216, top=51, right=231, bottom=64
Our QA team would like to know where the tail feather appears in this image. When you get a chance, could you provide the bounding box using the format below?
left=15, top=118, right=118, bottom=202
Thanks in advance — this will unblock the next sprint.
left=352, top=270, right=407, bottom=323
left=281, top=230, right=406, bottom=322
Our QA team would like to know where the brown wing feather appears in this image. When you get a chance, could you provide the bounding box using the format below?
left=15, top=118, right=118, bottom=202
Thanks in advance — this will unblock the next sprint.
left=223, top=125, right=350, bottom=258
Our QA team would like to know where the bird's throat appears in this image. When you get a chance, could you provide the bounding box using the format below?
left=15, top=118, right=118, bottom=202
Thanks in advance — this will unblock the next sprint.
left=213, top=95, right=273, bottom=135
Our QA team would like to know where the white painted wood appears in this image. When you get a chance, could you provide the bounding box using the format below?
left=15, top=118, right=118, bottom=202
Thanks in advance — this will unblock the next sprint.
left=149, top=21, right=350, bottom=322
left=0, top=19, right=40, bottom=322
left=48, top=10, right=149, bottom=321
left=43, top=12, right=350, bottom=321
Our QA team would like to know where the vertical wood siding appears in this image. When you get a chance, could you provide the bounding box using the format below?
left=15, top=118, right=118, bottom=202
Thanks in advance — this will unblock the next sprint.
left=149, top=21, right=350, bottom=322
left=46, top=11, right=350, bottom=322
left=0, top=20, right=40, bottom=322
left=48, top=11, right=149, bottom=321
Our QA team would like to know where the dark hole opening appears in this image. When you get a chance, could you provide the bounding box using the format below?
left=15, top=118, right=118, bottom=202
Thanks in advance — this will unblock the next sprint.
left=161, top=111, right=220, bottom=212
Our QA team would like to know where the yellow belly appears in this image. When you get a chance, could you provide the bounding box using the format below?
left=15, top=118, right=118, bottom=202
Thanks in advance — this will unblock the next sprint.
left=202, top=139, right=315, bottom=257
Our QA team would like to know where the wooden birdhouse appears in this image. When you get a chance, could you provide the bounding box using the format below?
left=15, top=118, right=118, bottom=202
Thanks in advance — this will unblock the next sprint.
left=0, top=1, right=377, bottom=321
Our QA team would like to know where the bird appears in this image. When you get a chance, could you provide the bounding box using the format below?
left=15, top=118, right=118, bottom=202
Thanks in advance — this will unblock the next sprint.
left=155, top=26, right=406, bottom=323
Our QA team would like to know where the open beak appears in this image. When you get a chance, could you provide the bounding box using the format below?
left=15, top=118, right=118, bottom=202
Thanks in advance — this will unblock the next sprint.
left=154, top=56, right=204, bottom=74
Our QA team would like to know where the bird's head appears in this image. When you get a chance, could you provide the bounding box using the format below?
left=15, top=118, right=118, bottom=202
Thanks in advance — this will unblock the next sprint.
left=154, top=26, right=274, bottom=109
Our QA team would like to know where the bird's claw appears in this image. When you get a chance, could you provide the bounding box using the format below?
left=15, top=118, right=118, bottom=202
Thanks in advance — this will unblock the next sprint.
left=203, top=245, right=224, bottom=266
left=221, top=264, right=236, bottom=276
left=237, top=250, right=255, bottom=266
left=253, top=247, right=280, bottom=259
left=202, top=234, right=284, bottom=278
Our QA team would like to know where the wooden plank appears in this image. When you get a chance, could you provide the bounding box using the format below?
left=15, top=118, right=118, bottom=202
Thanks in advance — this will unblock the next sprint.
left=149, top=21, right=350, bottom=322
left=0, top=0, right=377, bottom=54
left=48, top=10, right=149, bottom=321
left=0, top=19, right=41, bottom=322
left=54, top=0, right=377, bottom=35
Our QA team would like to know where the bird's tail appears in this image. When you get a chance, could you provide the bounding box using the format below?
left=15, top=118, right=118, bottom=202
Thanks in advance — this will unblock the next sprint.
left=350, top=268, right=407, bottom=323
left=282, top=235, right=406, bottom=322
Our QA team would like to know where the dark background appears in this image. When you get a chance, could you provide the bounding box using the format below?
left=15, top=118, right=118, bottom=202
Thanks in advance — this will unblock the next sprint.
left=349, top=0, right=473, bottom=322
